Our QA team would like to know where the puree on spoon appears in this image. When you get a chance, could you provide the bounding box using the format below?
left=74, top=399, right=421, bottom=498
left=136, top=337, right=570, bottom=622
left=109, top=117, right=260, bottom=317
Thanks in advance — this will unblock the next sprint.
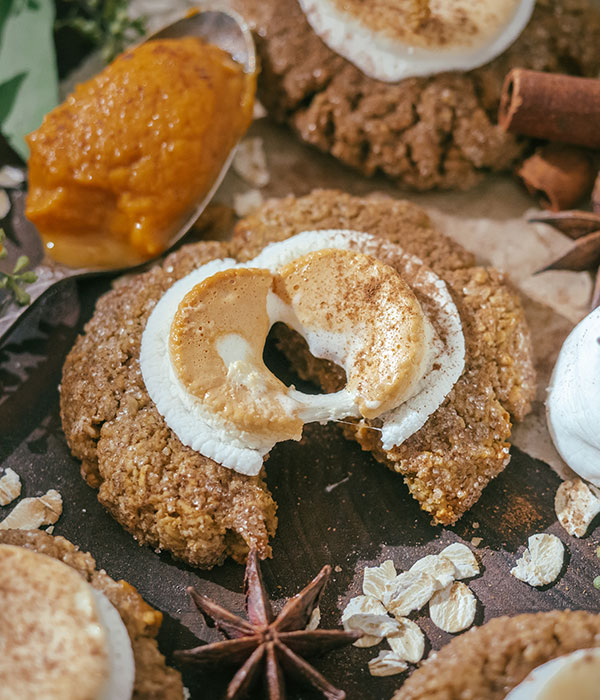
left=25, top=37, right=254, bottom=269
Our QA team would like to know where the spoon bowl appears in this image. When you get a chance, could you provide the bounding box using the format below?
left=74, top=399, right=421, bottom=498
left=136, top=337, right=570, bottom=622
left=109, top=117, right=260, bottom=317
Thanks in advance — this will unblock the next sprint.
left=150, top=7, right=255, bottom=72
left=0, top=5, right=255, bottom=344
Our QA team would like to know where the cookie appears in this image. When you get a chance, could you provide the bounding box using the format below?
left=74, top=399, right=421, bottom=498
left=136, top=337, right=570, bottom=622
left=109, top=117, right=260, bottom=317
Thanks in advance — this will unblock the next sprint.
left=61, top=190, right=534, bottom=566
left=0, top=529, right=184, bottom=700
left=231, top=190, right=536, bottom=525
left=233, top=0, right=600, bottom=190
left=393, top=610, right=600, bottom=699
left=60, top=240, right=278, bottom=568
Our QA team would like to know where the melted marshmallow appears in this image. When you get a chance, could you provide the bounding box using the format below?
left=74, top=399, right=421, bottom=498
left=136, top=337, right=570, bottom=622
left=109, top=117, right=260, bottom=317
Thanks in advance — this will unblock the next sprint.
left=140, top=230, right=465, bottom=474
left=505, top=648, right=600, bottom=700
left=546, top=307, right=600, bottom=485
left=298, top=0, right=535, bottom=82
left=272, top=248, right=435, bottom=418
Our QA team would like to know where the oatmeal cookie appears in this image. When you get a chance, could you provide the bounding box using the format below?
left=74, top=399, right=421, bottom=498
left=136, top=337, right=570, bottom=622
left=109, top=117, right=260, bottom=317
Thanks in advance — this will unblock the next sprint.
left=231, top=190, right=536, bottom=525
left=393, top=611, right=600, bottom=700
left=60, top=241, right=278, bottom=568
left=233, top=0, right=600, bottom=190
left=0, top=529, right=184, bottom=700
left=61, top=190, right=534, bottom=566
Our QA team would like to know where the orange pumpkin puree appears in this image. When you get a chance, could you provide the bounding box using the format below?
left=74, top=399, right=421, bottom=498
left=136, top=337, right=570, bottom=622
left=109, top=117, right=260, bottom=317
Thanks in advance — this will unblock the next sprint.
left=25, top=38, right=254, bottom=268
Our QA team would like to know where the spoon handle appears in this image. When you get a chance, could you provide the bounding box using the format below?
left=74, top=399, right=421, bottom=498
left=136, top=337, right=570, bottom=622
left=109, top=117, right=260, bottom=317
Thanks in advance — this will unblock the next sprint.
left=0, top=263, right=77, bottom=345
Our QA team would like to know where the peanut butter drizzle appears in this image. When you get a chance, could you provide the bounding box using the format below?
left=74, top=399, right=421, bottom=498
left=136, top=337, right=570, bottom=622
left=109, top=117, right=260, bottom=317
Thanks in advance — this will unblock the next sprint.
left=169, top=248, right=430, bottom=441
left=275, top=249, right=427, bottom=418
left=169, top=267, right=303, bottom=441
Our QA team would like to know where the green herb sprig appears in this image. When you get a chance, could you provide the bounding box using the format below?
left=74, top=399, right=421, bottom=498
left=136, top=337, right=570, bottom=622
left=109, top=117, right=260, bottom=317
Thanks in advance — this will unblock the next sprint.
left=56, top=0, right=146, bottom=63
left=0, top=230, right=37, bottom=305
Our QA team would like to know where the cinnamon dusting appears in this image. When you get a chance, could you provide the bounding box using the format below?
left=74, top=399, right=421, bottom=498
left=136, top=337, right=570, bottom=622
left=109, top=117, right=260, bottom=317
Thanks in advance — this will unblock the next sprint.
left=328, top=0, right=519, bottom=48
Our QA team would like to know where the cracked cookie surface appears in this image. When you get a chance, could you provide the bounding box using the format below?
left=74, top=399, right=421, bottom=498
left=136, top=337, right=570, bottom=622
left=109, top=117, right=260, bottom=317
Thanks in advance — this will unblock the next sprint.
left=231, top=190, right=536, bottom=525
left=393, top=611, right=600, bottom=700
left=234, top=0, right=600, bottom=190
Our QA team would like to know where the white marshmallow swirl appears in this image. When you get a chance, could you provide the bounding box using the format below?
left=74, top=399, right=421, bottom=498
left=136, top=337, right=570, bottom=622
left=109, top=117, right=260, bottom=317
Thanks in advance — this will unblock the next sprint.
left=505, top=647, right=600, bottom=700
left=546, top=307, right=600, bottom=485
left=141, top=230, right=465, bottom=475
left=298, top=0, right=535, bottom=82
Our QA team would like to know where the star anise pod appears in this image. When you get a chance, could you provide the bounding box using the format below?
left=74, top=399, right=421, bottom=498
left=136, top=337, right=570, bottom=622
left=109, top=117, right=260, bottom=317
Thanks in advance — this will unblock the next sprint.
left=175, top=549, right=361, bottom=700
left=530, top=209, right=600, bottom=310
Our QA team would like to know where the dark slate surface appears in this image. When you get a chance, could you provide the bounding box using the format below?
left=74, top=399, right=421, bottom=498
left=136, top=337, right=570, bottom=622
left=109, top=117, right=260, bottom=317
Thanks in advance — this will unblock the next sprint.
left=1, top=271, right=600, bottom=700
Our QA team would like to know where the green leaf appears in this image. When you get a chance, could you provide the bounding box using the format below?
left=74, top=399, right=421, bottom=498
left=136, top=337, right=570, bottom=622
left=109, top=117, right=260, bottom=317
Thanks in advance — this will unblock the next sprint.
left=0, top=0, right=58, bottom=161
left=0, top=2, right=13, bottom=42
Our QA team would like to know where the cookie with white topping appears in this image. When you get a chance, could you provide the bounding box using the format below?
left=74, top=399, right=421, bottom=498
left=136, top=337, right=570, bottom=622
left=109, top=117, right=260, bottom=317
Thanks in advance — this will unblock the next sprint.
left=232, top=0, right=600, bottom=190
left=60, top=190, right=534, bottom=566
left=232, top=190, right=536, bottom=525
left=0, top=529, right=184, bottom=700
left=394, top=611, right=600, bottom=700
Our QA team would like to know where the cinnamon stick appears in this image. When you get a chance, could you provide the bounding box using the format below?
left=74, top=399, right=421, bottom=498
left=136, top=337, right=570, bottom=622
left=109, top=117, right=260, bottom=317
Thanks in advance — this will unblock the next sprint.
left=517, top=144, right=595, bottom=212
left=499, top=69, right=600, bottom=149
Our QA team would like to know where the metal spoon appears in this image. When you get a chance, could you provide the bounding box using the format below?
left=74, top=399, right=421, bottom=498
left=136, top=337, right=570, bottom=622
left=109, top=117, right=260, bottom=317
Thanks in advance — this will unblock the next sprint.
left=0, top=6, right=255, bottom=345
